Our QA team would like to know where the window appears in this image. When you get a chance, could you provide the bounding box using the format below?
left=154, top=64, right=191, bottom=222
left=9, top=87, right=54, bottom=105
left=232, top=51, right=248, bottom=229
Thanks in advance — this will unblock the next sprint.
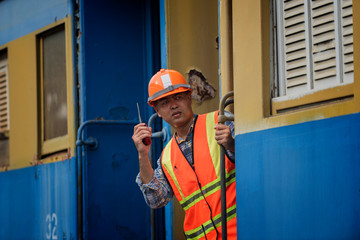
left=38, top=25, right=68, bottom=155
left=0, top=49, right=9, bottom=167
left=274, top=0, right=353, bottom=98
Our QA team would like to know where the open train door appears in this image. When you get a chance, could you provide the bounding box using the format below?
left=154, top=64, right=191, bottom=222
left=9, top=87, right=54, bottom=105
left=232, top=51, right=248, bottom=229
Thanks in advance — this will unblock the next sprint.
left=76, top=1, right=164, bottom=239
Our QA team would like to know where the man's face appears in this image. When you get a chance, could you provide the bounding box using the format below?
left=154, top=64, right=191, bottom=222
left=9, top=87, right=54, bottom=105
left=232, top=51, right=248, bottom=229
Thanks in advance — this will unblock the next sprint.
left=154, top=91, right=193, bottom=129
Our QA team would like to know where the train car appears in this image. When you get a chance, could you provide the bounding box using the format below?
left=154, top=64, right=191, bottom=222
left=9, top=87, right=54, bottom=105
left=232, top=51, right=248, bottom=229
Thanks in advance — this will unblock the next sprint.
left=0, top=0, right=166, bottom=239
left=0, top=0, right=359, bottom=239
left=231, top=0, right=360, bottom=239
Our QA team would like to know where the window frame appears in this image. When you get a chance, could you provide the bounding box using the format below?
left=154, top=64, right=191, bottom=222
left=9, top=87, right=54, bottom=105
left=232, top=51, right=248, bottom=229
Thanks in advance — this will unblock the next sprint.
left=271, top=0, right=354, bottom=115
left=231, top=0, right=359, bottom=135
left=37, top=23, right=73, bottom=157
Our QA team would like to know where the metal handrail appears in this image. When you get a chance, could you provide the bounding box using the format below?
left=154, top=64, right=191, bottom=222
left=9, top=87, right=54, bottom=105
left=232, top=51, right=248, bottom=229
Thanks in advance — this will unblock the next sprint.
left=218, top=91, right=234, bottom=240
left=147, top=112, right=168, bottom=240
left=75, top=117, right=167, bottom=240
left=75, top=119, right=138, bottom=240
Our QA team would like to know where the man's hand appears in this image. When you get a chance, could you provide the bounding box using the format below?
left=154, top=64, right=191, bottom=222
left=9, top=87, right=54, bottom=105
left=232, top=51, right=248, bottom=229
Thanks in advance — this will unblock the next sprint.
left=132, top=123, right=154, bottom=184
left=214, top=123, right=234, bottom=152
left=132, top=123, right=152, bottom=156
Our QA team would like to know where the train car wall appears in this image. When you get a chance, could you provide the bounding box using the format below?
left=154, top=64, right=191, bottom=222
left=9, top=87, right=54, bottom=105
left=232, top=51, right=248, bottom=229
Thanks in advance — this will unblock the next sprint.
left=231, top=0, right=360, bottom=239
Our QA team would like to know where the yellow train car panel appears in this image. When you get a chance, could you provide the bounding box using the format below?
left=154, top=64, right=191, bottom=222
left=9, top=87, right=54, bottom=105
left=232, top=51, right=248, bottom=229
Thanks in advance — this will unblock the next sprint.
left=1, top=17, right=75, bottom=171
left=232, top=0, right=359, bottom=135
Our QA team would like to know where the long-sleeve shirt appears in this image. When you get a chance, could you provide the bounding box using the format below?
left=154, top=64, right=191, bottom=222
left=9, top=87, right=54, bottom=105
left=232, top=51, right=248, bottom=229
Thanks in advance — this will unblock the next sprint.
left=136, top=113, right=235, bottom=209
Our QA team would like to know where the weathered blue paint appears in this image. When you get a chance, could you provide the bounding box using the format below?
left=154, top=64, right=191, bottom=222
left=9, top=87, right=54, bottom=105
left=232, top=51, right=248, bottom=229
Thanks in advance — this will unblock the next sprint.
left=235, top=113, right=360, bottom=239
left=78, top=0, right=163, bottom=239
left=0, top=158, right=77, bottom=240
left=84, top=124, right=151, bottom=239
left=81, top=0, right=156, bottom=122
left=0, top=0, right=72, bottom=45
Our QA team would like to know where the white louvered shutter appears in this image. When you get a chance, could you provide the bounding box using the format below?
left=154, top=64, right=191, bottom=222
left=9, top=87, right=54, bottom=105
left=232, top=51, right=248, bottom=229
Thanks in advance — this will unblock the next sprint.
left=280, top=0, right=310, bottom=95
left=276, top=0, right=353, bottom=97
left=341, top=0, right=354, bottom=83
left=0, top=56, right=9, bottom=133
left=311, top=0, right=337, bottom=89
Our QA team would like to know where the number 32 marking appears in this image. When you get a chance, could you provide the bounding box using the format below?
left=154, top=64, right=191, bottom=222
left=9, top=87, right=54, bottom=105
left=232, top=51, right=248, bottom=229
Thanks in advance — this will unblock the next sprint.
left=46, top=213, right=58, bottom=240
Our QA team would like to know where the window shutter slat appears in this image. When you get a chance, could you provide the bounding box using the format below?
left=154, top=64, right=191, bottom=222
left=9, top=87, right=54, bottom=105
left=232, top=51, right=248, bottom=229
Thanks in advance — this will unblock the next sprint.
left=314, top=67, right=336, bottom=80
left=0, top=81, right=6, bottom=89
left=343, top=25, right=353, bottom=36
left=287, top=75, right=308, bottom=88
left=286, top=48, right=307, bottom=62
left=285, top=31, right=306, bottom=45
left=342, top=0, right=352, bottom=8
left=343, top=16, right=353, bottom=26
left=313, top=13, right=334, bottom=26
left=285, top=14, right=305, bottom=27
left=286, top=69, right=307, bottom=81
left=0, top=64, right=9, bottom=132
left=313, top=22, right=335, bottom=36
left=312, top=0, right=333, bottom=9
left=313, top=49, right=336, bottom=62
left=287, top=58, right=307, bottom=70
left=285, top=23, right=306, bottom=36
left=312, top=2, right=334, bottom=18
left=343, top=34, right=352, bottom=45
left=284, top=6, right=305, bottom=19
left=284, top=0, right=303, bottom=10
left=313, top=31, right=335, bottom=45
left=343, top=44, right=353, bottom=55
left=314, top=57, right=336, bottom=72
left=344, top=63, right=353, bottom=73
left=342, top=6, right=352, bottom=17
left=344, top=54, right=353, bottom=65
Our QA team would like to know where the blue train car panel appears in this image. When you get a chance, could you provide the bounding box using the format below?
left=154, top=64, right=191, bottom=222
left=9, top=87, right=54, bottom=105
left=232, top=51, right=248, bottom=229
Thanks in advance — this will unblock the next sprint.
left=236, top=113, right=360, bottom=239
left=78, top=0, right=162, bottom=239
left=0, top=159, right=77, bottom=240
left=0, top=0, right=72, bottom=46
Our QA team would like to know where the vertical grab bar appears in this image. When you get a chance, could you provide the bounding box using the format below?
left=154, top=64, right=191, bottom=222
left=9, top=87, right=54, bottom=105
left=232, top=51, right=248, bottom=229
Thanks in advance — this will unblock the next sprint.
left=148, top=113, right=168, bottom=240
left=76, top=119, right=138, bottom=240
left=218, top=91, right=234, bottom=240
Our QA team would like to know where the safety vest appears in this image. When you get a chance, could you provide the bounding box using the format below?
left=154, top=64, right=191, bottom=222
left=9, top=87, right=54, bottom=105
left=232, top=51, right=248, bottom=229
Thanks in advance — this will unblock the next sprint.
left=161, top=111, right=236, bottom=240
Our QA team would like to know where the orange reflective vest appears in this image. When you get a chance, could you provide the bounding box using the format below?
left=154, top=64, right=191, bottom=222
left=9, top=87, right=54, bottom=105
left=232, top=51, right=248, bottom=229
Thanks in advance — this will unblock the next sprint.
left=161, top=111, right=236, bottom=240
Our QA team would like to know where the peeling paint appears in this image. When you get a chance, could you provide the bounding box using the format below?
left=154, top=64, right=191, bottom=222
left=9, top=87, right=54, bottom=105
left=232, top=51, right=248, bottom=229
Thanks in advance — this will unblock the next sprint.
left=187, top=69, right=216, bottom=103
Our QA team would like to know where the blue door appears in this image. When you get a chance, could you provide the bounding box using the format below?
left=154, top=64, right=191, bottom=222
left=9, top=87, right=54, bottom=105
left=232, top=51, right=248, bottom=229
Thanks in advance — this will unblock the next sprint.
left=78, top=1, right=164, bottom=239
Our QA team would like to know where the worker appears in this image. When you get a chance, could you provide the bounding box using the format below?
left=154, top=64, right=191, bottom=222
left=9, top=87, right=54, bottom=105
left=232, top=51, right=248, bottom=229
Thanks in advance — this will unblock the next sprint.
left=132, top=69, right=236, bottom=239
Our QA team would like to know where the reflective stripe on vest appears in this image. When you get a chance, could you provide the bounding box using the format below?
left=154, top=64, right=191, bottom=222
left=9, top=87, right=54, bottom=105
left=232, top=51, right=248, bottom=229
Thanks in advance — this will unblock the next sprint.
left=161, top=111, right=236, bottom=239
left=180, top=169, right=235, bottom=210
left=185, top=205, right=237, bottom=240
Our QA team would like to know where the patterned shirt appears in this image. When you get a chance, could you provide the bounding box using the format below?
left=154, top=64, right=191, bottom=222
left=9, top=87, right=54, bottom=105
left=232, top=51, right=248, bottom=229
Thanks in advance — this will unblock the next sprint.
left=136, top=113, right=235, bottom=209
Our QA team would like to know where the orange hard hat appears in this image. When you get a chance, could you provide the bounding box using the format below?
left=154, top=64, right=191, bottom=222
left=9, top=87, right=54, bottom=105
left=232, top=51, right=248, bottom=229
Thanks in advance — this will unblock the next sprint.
left=148, top=69, right=192, bottom=106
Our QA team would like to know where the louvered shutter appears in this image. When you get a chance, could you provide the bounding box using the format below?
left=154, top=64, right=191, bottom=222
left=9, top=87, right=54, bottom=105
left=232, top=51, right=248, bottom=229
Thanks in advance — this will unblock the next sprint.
left=311, top=0, right=337, bottom=89
left=281, top=0, right=310, bottom=95
left=0, top=57, right=9, bottom=133
left=276, top=0, right=353, bottom=97
left=342, top=0, right=354, bottom=83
